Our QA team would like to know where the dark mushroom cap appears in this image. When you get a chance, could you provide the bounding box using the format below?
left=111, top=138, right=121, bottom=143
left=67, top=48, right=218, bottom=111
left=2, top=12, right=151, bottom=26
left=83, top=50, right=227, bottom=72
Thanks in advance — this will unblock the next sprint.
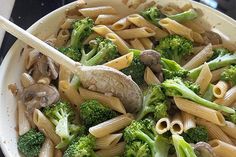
left=140, top=50, right=161, bottom=66
left=194, top=142, right=216, bottom=157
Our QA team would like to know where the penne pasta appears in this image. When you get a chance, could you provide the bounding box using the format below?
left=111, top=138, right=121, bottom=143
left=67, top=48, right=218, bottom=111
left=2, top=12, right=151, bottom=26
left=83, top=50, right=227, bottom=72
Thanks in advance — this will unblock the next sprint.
left=20, top=73, right=35, bottom=88
left=39, top=138, right=54, bottom=157
left=104, top=52, right=133, bottom=70
left=95, top=133, right=123, bottom=149
left=55, top=29, right=70, bottom=47
left=89, top=114, right=134, bottom=138
left=96, top=142, right=125, bottom=157
left=213, top=81, right=229, bottom=98
left=126, top=0, right=146, bottom=9
left=197, top=118, right=233, bottom=145
left=181, top=111, right=196, bottom=132
left=184, top=43, right=213, bottom=70
left=54, top=149, right=63, bottom=157
left=130, top=38, right=145, bottom=50
left=192, top=32, right=204, bottom=44
left=161, top=6, right=179, bottom=15
left=214, top=86, right=236, bottom=106
left=195, top=63, right=212, bottom=94
left=211, top=67, right=228, bottom=83
left=92, top=25, right=114, bottom=37
left=209, top=140, right=236, bottom=157
left=33, top=109, right=60, bottom=145
left=174, top=97, right=225, bottom=126
left=59, top=65, right=72, bottom=82
left=95, top=14, right=120, bottom=25
left=79, top=87, right=126, bottom=114
left=139, top=37, right=153, bottom=49
left=220, top=121, right=236, bottom=139
left=156, top=117, right=171, bottom=134
left=170, top=113, right=184, bottom=135
left=182, top=21, right=206, bottom=34
left=144, top=67, right=161, bottom=85
left=79, top=6, right=117, bottom=18
left=18, top=100, right=31, bottom=136
left=115, top=27, right=156, bottom=39
left=60, top=18, right=77, bottom=29
left=111, top=17, right=131, bottom=31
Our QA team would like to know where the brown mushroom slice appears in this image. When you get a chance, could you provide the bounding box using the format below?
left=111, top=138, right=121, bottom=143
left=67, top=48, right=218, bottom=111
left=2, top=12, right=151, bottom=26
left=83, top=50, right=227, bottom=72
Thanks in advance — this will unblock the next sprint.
left=194, top=142, right=216, bottom=157
left=140, top=50, right=161, bottom=66
left=202, top=31, right=222, bottom=45
left=47, top=57, right=58, bottom=79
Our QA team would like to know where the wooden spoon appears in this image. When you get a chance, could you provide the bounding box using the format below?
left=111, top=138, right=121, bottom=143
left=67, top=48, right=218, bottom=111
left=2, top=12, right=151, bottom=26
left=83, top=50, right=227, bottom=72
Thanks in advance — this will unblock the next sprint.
left=0, top=16, right=142, bottom=113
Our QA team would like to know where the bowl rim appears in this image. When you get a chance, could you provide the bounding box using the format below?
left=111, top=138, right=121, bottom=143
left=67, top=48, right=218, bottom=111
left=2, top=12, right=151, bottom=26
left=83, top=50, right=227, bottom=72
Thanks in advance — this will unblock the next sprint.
left=1, top=0, right=236, bottom=156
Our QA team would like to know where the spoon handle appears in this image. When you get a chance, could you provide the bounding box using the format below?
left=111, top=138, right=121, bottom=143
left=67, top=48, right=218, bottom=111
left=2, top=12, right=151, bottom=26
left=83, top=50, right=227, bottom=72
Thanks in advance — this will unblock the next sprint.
left=0, top=16, right=77, bottom=71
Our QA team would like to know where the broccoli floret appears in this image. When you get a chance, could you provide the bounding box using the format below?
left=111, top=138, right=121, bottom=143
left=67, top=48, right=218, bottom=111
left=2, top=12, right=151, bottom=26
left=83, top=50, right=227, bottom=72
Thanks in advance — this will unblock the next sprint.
left=182, top=126, right=208, bottom=144
left=136, top=85, right=169, bottom=120
left=124, top=119, right=171, bottom=157
left=225, top=108, right=236, bottom=124
left=124, top=140, right=150, bottom=157
left=17, top=129, right=45, bottom=157
left=189, top=52, right=236, bottom=80
left=156, top=35, right=193, bottom=64
left=80, top=37, right=119, bottom=66
left=221, top=65, right=236, bottom=85
left=79, top=100, right=117, bottom=128
left=121, top=49, right=146, bottom=85
left=64, top=135, right=97, bottom=157
left=202, top=84, right=215, bottom=101
left=43, top=101, right=85, bottom=149
left=140, top=6, right=163, bottom=26
left=209, top=47, right=230, bottom=60
left=161, top=58, right=189, bottom=79
left=162, top=77, right=235, bottom=114
left=59, top=47, right=81, bottom=62
left=172, top=134, right=197, bottom=157
left=184, top=80, right=200, bottom=94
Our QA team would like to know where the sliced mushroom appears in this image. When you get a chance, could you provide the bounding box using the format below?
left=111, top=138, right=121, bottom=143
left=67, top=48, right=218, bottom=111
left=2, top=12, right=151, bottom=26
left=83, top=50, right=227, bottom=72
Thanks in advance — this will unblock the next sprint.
left=47, top=57, right=58, bottom=79
left=194, top=142, right=216, bottom=157
left=202, top=31, right=222, bottom=45
left=140, top=50, right=161, bottom=66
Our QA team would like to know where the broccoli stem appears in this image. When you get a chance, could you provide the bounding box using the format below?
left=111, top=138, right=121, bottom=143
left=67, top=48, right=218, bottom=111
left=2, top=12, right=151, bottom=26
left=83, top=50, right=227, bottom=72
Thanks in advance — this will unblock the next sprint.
left=168, top=9, right=198, bottom=22
left=70, top=75, right=80, bottom=89
left=80, top=48, right=97, bottom=65
left=71, top=24, right=88, bottom=50
left=84, top=47, right=111, bottom=66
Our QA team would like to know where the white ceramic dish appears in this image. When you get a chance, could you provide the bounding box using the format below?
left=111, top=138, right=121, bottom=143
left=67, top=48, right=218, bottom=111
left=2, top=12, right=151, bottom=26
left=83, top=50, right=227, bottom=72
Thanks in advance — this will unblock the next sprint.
left=1, top=0, right=236, bottom=156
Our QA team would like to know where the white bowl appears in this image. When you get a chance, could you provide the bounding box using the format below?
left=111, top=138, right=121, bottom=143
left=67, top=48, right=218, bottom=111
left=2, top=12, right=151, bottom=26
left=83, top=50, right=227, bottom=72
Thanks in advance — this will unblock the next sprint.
left=1, top=0, right=236, bottom=156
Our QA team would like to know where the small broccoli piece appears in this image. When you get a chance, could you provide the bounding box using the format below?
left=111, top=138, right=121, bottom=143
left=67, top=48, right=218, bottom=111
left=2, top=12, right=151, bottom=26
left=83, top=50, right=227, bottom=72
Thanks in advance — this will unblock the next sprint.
left=172, top=134, right=197, bottom=157
left=225, top=108, right=236, bottom=124
left=162, top=77, right=235, bottom=114
left=161, top=58, right=189, bottom=79
left=182, top=126, right=208, bottom=144
left=202, top=84, right=215, bottom=101
left=43, top=101, right=85, bottom=149
left=64, top=135, right=97, bottom=157
left=121, top=49, right=146, bottom=85
left=136, top=85, right=169, bottom=120
left=156, top=35, right=193, bottom=64
left=124, top=140, right=150, bottom=157
left=168, top=9, right=198, bottom=22
left=17, top=129, right=45, bottom=157
left=221, top=65, right=236, bottom=85
left=58, top=47, right=81, bottom=62
left=184, top=80, right=200, bottom=94
left=79, top=100, right=117, bottom=128
left=140, top=6, right=163, bottom=26
left=80, top=37, right=119, bottom=66
left=209, top=47, right=230, bottom=60
left=124, top=119, right=171, bottom=157
left=189, top=52, right=236, bottom=80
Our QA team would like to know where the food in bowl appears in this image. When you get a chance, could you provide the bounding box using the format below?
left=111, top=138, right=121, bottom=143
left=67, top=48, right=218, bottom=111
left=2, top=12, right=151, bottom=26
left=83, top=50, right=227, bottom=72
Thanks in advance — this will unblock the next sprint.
left=3, top=0, right=236, bottom=157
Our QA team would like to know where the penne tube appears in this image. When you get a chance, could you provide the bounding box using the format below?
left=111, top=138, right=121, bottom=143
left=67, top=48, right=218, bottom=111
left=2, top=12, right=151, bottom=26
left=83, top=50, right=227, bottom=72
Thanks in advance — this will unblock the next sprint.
left=195, top=63, right=212, bottom=94
left=197, top=118, right=233, bottom=145
left=182, top=21, right=206, bottom=34
left=139, top=38, right=153, bottom=49
left=55, top=29, right=70, bottom=47
left=193, top=32, right=204, bottom=44
left=95, top=14, right=120, bottom=25
left=184, top=43, right=213, bottom=70
left=104, top=52, right=133, bottom=70
left=209, top=140, right=236, bottom=157
left=214, top=86, right=236, bottom=106
left=95, top=133, right=123, bottom=149
left=111, top=17, right=131, bottom=31
left=211, top=67, right=228, bottom=83
left=59, top=81, right=84, bottom=106
left=79, top=6, right=117, bottom=18
left=156, top=117, right=171, bottom=134
left=33, top=109, right=60, bottom=145
left=96, top=142, right=125, bottom=157
left=79, top=87, right=126, bottom=114
left=89, top=114, right=134, bottom=138
left=170, top=113, right=184, bottom=135
left=106, top=32, right=130, bottom=55
left=126, top=0, right=146, bottom=9
left=65, top=0, right=86, bottom=16
left=115, top=27, right=156, bottom=39
left=144, top=67, right=161, bottom=85
left=130, top=38, right=145, bottom=50
left=127, top=14, right=168, bottom=39
left=213, top=81, right=229, bottom=98
left=60, top=18, right=77, bottom=29
left=20, top=73, right=35, bottom=88
left=54, top=149, right=62, bottom=157
left=37, top=77, right=51, bottom=85
left=161, top=6, right=179, bottom=16
left=174, top=97, right=225, bottom=126
left=159, top=18, right=193, bottom=41
left=181, top=111, right=196, bottom=132
left=39, top=138, right=54, bottom=157
left=18, top=100, right=31, bottom=136
left=59, top=65, right=72, bottom=82
left=92, top=25, right=114, bottom=37
left=220, top=121, right=236, bottom=139
left=25, top=49, right=40, bottom=70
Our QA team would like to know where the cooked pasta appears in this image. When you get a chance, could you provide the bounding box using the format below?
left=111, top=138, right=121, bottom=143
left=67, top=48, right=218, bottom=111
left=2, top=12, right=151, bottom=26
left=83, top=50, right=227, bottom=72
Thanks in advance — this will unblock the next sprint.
left=211, top=67, right=228, bottom=83
left=92, top=25, right=114, bottom=37
left=111, top=17, right=132, bottom=31
left=156, top=117, right=171, bottom=134
left=55, top=29, right=70, bottom=47
left=130, top=38, right=145, bottom=50
left=170, top=113, right=184, bottom=135
left=39, top=138, right=54, bottom=157
left=139, top=37, right=153, bottom=49
left=20, top=73, right=35, bottom=88
left=115, top=27, right=156, bottom=39
left=209, top=140, right=236, bottom=157
left=213, top=81, right=229, bottom=98
left=181, top=111, right=196, bottom=132
left=214, top=86, right=236, bottom=106
left=95, top=133, right=123, bottom=149
left=79, top=6, right=117, bottom=18
left=220, top=121, right=236, bottom=139
left=18, top=100, right=31, bottom=136
left=144, top=67, right=161, bottom=85
left=96, top=142, right=125, bottom=157
left=95, top=14, right=120, bottom=25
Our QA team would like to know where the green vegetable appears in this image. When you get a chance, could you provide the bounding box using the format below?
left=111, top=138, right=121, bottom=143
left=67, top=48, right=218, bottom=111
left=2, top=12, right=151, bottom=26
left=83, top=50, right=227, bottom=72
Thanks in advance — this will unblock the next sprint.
left=221, top=65, right=236, bottom=85
left=225, top=108, right=236, bottom=124
left=172, top=134, right=197, bottom=157
left=79, top=100, right=117, bottom=128
left=121, top=49, right=146, bottom=85
left=43, top=101, right=85, bottom=149
left=184, top=80, right=200, bottom=95
left=156, top=35, right=193, bottom=64
left=59, top=47, right=81, bottom=62
left=189, top=52, right=236, bottom=80
left=168, top=9, right=198, bottom=22
left=124, top=119, right=171, bottom=157
left=136, top=85, right=169, bottom=120
left=63, top=135, right=97, bottom=157
left=161, top=58, right=189, bottom=79
left=17, top=129, right=45, bottom=157
left=140, top=6, right=163, bottom=26
left=202, top=84, right=215, bottom=101
left=162, top=77, right=235, bottom=114
left=209, top=47, right=230, bottom=61
left=182, top=126, right=208, bottom=144
left=124, top=140, right=150, bottom=157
